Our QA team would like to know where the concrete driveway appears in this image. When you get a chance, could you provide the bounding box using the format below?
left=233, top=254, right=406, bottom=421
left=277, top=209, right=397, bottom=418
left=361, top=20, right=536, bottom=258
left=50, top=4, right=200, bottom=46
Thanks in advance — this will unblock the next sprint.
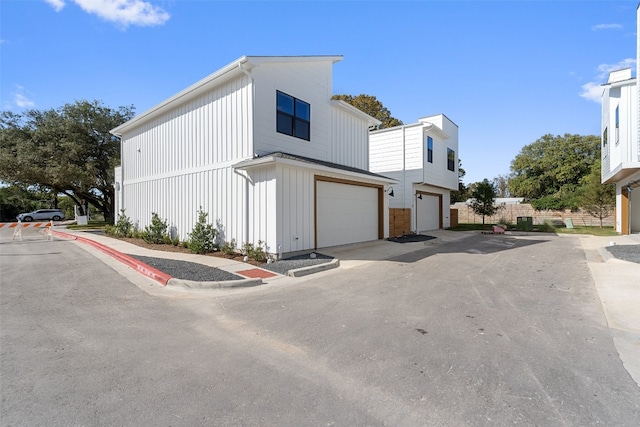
left=3, top=228, right=639, bottom=425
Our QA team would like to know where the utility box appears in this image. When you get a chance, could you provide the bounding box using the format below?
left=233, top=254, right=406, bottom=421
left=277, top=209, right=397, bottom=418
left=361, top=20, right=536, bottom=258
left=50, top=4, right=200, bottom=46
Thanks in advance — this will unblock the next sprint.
left=517, top=216, right=533, bottom=230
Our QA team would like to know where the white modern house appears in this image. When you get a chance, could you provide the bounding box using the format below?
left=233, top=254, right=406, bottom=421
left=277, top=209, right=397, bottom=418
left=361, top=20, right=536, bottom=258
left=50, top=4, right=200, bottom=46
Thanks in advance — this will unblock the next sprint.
left=111, top=56, right=395, bottom=256
left=600, top=8, right=640, bottom=235
left=369, top=115, right=459, bottom=235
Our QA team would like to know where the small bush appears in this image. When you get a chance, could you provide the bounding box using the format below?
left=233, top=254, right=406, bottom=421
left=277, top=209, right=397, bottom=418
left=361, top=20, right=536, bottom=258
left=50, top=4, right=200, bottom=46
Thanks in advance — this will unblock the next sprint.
left=143, top=212, right=169, bottom=244
left=104, top=224, right=116, bottom=236
left=221, top=239, right=236, bottom=256
left=537, top=220, right=556, bottom=233
left=188, top=208, right=218, bottom=254
left=243, top=240, right=268, bottom=263
left=114, top=209, right=133, bottom=237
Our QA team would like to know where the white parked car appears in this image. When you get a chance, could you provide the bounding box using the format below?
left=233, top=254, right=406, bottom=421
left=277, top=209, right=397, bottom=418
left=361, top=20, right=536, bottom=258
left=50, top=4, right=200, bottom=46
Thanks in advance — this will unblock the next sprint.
left=16, top=209, right=65, bottom=222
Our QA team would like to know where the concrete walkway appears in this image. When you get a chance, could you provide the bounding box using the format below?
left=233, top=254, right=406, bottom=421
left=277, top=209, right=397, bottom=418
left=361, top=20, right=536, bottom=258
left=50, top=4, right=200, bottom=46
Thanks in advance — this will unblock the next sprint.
left=579, top=233, right=640, bottom=387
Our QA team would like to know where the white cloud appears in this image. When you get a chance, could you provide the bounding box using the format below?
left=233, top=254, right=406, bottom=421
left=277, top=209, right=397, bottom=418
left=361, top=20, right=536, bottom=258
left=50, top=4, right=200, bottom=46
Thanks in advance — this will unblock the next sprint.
left=592, top=23, right=623, bottom=31
left=43, top=0, right=170, bottom=27
left=579, top=58, right=636, bottom=103
left=44, top=0, right=66, bottom=12
left=73, top=0, right=170, bottom=27
left=12, top=85, right=35, bottom=109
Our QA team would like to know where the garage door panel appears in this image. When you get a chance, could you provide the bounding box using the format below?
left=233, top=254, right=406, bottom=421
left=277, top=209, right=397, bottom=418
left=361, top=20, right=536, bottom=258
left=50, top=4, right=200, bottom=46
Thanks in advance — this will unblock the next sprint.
left=417, top=194, right=440, bottom=232
left=317, top=181, right=378, bottom=248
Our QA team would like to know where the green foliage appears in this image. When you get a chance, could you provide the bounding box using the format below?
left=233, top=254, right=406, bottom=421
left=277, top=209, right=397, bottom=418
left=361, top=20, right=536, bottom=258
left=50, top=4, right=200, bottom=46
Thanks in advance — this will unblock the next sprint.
left=113, top=209, right=133, bottom=237
left=509, top=134, right=600, bottom=200
left=188, top=208, right=218, bottom=254
left=243, top=241, right=268, bottom=263
left=537, top=220, right=556, bottom=233
left=221, top=239, right=237, bottom=256
left=578, top=160, right=615, bottom=228
left=142, top=212, right=169, bottom=244
left=469, top=179, right=500, bottom=224
left=450, top=159, right=469, bottom=203
left=331, top=94, right=403, bottom=129
left=530, top=195, right=579, bottom=211
left=0, top=100, right=135, bottom=224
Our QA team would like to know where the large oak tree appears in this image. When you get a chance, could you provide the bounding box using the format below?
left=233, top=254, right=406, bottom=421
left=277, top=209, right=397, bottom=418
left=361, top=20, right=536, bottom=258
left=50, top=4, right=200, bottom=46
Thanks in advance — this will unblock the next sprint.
left=331, top=94, right=403, bottom=129
left=0, top=100, right=134, bottom=223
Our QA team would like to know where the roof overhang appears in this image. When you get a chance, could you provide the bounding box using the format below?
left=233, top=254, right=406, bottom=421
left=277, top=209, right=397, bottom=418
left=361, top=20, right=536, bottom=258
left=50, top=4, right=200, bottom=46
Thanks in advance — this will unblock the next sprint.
left=111, top=55, right=344, bottom=136
left=233, top=152, right=397, bottom=184
left=603, top=163, right=640, bottom=184
left=330, top=100, right=382, bottom=127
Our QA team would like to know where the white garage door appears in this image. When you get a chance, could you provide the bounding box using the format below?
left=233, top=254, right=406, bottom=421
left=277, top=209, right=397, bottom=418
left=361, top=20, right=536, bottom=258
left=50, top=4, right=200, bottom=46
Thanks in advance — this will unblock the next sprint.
left=316, top=181, right=379, bottom=248
left=416, top=194, right=441, bottom=232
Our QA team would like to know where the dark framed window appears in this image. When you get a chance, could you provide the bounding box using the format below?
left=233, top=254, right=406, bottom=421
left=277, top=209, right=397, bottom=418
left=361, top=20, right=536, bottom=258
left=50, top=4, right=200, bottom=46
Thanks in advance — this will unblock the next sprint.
left=277, top=91, right=310, bottom=141
left=615, top=106, right=619, bottom=144
left=603, top=127, right=608, bottom=147
left=447, top=148, right=455, bottom=172
left=427, top=136, right=433, bottom=163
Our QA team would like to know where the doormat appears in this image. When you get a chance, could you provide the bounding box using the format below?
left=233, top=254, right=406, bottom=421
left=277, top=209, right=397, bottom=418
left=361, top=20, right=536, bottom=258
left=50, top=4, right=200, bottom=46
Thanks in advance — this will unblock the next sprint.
left=387, top=234, right=436, bottom=243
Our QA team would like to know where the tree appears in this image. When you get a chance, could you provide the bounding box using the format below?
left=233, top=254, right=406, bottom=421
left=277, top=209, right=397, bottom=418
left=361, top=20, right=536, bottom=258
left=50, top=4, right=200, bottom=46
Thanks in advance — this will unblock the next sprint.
left=492, top=174, right=511, bottom=198
left=509, top=134, right=600, bottom=208
left=579, top=159, right=615, bottom=228
left=0, top=100, right=134, bottom=224
left=470, top=179, right=499, bottom=224
left=450, top=159, right=469, bottom=203
left=331, top=94, right=403, bottom=129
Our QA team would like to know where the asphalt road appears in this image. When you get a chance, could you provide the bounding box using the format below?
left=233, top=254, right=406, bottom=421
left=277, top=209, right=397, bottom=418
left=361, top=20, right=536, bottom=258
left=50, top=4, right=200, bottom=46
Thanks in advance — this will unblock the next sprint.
left=1, top=231, right=639, bottom=426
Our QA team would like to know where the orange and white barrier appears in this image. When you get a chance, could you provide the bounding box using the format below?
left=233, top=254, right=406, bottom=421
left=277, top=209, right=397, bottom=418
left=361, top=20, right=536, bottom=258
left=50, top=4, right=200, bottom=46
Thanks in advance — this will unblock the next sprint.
left=0, top=222, right=53, bottom=241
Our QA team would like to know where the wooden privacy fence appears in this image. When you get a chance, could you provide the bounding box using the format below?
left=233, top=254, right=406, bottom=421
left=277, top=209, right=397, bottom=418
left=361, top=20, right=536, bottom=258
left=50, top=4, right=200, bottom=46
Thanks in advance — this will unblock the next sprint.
left=450, top=203, right=614, bottom=227
left=389, top=208, right=412, bottom=237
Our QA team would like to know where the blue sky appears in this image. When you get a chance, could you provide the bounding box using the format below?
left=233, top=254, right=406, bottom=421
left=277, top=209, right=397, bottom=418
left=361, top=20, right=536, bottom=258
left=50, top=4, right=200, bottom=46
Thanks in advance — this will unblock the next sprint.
left=1, top=0, right=637, bottom=185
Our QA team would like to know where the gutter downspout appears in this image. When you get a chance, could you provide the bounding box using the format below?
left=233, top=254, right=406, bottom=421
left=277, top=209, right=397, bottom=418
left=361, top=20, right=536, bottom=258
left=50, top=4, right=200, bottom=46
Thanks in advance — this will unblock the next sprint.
left=238, top=62, right=255, bottom=247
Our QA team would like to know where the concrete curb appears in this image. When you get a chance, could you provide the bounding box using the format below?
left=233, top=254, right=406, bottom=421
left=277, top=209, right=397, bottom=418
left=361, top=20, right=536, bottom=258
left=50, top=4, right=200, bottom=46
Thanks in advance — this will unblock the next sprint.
left=598, top=246, right=616, bottom=262
left=287, top=258, right=340, bottom=277
left=167, top=277, right=263, bottom=289
left=53, top=230, right=172, bottom=285
left=54, top=230, right=265, bottom=289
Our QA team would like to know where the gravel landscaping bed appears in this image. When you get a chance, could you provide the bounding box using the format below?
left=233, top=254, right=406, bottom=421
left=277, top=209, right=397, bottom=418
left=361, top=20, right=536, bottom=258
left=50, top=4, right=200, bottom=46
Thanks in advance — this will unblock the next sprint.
left=261, top=253, right=334, bottom=275
left=128, top=255, right=243, bottom=281
left=605, top=245, right=640, bottom=264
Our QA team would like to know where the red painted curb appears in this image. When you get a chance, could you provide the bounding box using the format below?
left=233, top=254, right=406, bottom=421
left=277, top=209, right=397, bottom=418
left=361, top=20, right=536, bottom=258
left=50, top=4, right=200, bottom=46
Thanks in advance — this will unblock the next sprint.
left=53, top=230, right=172, bottom=286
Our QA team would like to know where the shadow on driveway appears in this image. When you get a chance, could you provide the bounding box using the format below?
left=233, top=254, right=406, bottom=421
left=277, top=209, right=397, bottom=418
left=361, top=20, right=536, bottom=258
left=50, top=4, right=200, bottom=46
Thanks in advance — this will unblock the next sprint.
left=385, top=233, right=550, bottom=263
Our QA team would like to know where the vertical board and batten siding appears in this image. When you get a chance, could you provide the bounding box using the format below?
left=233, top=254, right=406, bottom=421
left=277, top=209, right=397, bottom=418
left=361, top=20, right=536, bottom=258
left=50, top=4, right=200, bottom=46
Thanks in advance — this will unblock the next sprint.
left=602, top=87, right=611, bottom=179
left=330, top=106, right=370, bottom=170
left=252, top=61, right=333, bottom=161
left=245, top=166, right=277, bottom=253
left=276, top=164, right=315, bottom=254
left=120, top=74, right=254, bottom=242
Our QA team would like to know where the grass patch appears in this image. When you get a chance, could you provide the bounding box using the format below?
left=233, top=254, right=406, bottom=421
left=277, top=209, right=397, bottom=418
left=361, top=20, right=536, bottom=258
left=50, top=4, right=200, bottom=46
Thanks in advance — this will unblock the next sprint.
left=448, top=223, right=619, bottom=237
left=555, top=226, right=618, bottom=237
left=66, top=220, right=109, bottom=230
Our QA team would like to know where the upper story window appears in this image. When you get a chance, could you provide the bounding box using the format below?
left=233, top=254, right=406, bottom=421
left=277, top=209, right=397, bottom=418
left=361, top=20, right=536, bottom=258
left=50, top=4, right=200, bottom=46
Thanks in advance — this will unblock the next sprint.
left=615, top=106, right=619, bottom=145
left=276, top=91, right=310, bottom=141
left=603, top=127, right=608, bottom=149
left=427, top=136, right=433, bottom=163
left=447, top=148, right=455, bottom=172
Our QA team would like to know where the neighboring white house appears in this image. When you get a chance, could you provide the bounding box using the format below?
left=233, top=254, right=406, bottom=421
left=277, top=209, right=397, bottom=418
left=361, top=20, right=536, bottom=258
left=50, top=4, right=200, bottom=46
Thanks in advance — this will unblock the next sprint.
left=601, top=28, right=640, bottom=233
left=111, top=56, right=395, bottom=256
left=369, top=115, right=459, bottom=233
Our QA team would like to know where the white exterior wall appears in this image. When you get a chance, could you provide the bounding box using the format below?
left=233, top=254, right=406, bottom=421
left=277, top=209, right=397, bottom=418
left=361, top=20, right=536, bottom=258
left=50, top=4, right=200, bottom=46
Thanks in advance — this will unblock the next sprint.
left=252, top=61, right=333, bottom=161
left=118, top=74, right=254, bottom=243
left=114, top=166, right=122, bottom=220
left=602, top=83, right=638, bottom=181
left=369, top=127, right=404, bottom=172
left=276, top=164, right=315, bottom=254
left=369, top=115, right=459, bottom=231
left=330, top=106, right=371, bottom=170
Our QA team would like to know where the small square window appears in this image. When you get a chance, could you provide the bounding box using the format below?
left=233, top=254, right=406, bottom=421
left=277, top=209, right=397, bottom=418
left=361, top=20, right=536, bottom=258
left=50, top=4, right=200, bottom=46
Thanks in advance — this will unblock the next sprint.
left=276, top=90, right=310, bottom=141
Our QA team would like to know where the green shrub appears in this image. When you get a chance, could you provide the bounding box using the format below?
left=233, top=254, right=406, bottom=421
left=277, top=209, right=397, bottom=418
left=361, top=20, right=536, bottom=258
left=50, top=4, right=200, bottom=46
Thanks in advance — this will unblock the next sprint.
left=104, top=224, right=116, bottom=236
left=143, top=212, right=169, bottom=244
left=221, top=238, right=236, bottom=256
left=188, top=208, right=218, bottom=254
left=243, top=240, right=268, bottom=263
left=114, top=209, right=133, bottom=237
left=537, top=220, right=556, bottom=233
